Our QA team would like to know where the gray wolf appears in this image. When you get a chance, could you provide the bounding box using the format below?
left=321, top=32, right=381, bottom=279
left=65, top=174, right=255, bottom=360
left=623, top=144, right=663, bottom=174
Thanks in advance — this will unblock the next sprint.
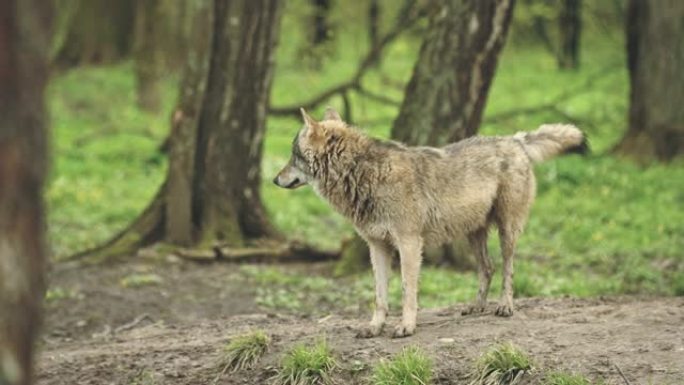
left=274, top=107, right=587, bottom=338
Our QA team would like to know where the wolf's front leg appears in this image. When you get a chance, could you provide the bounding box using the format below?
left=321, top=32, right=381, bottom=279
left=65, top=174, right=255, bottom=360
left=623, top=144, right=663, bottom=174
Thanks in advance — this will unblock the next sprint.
left=393, top=235, right=423, bottom=338
left=356, top=240, right=393, bottom=338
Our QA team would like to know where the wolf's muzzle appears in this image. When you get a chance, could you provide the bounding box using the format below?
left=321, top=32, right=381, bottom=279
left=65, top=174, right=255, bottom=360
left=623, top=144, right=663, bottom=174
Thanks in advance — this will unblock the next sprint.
left=273, top=175, right=301, bottom=189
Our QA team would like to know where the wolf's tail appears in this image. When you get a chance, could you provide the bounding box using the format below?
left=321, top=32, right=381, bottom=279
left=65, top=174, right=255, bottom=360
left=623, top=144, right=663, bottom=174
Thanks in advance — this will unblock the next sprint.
left=513, top=123, right=588, bottom=163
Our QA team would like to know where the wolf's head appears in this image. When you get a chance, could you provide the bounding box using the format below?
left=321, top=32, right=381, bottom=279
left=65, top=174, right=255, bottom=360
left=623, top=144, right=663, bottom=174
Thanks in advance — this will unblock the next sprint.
left=273, top=107, right=348, bottom=189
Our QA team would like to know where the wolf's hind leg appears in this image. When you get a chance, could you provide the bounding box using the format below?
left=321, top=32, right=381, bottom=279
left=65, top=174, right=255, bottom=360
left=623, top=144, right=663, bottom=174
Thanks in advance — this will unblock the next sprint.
left=462, top=227, right=493, bottom=315
left=356, top=239, right=393, bottom=338
left=392, top=235, right=423, bottom=338
left=495, top=226, right=520, bottom=317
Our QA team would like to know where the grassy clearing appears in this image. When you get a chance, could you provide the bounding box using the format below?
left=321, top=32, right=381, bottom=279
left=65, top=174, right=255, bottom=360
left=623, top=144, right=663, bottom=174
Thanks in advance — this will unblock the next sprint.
left=272, top=339, right=337, bottom=385
left=371, top=346, right=433, bottom=385
left=544, top=371, right=600, bottom=385
left=469, top=343, right=533, bottom=385
left=218, top=331, right=270, bottom=373
left=47, top=1, right=682, bottom=300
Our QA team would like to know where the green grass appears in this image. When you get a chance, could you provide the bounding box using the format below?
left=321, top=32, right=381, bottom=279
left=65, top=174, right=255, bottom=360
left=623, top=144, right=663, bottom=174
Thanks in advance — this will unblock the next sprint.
left=218, top=331, right=270, bottom=373
left=120, top=273, right=163, bottom=288
left=46, top=2, right=683, bottom=301
left=544, top=371, right=601, bottom=385
left=469, top=343, right=533, bottom=385
left=372, top=346, right=433, bottom=385
left=272, top=339, right=337, bottom=385
left=45, top=287, right=78, bottom=303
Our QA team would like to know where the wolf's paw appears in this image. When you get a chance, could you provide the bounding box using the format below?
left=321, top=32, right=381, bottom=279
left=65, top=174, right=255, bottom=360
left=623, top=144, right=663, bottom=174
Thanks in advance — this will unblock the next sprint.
left=391, top=324, right=416, bottom=338
left=494, top=303, right=514, bottom=317
left=356, top=324, right=383, bottom=339
left=461, top=303, right=486, bottom=316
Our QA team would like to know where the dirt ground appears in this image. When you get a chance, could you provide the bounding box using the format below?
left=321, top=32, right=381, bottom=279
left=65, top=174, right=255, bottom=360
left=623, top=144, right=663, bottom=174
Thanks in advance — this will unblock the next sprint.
left=38, top=260, right=684, bottom=385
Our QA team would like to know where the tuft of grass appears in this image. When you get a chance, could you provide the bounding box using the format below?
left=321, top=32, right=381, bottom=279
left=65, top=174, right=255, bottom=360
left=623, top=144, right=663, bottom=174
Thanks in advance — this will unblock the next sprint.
left=470, top=343, right=533, bottom=385
left=120, top=273, right=163, bottom=288
left=372, top=346, right=433, bottom=385
left=219, top=330, right=270, bottom=372
left=128, top=369, right=157, bottom=385
left=272, top=339, right=337, bottom=385
left=45, top=286, right=78, bottom=303
left=544, top=371, right=601, bottom=385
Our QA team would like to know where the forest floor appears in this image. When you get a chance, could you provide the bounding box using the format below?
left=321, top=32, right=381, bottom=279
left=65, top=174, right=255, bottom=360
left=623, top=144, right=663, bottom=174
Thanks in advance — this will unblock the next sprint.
left=37, top=259, right=684, bottom=385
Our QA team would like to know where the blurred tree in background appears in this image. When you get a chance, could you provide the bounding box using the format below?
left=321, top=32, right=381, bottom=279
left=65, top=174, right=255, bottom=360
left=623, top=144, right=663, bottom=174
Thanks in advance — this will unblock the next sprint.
left=615, top=0, right=684, bottom=162
left=0, top=0, right=51, bottom=384
left=52, top=0, right=134, bottom=67
left=76, top=0, right=284, bottom=260
left=133, top=0, right=164, bottom=113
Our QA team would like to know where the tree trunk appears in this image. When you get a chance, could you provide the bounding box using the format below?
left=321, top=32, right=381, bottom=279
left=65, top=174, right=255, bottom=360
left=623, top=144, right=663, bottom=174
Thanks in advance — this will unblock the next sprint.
left=53, top=0, right=134, bottom=67
left=75, top=0, right=283, bottom=261
left=311, top=0, right=332, bottom=45
left=133, top=0, right=164, bottom=113
left=338, top=0, right=515, bottom=274
left=558, top=0, right=581, bottom=69
left=391, top=0, right=515, bottom=145
left=0, top=0, right=51, bottom=384
left=614, top=0, right=684, bottom=162
left=369, top=0, right=380, bottom=48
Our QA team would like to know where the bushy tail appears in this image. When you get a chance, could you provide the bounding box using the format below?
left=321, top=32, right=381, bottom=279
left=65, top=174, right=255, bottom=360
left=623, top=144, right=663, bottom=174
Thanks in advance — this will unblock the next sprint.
left=513, top=123, right=588, bottom=163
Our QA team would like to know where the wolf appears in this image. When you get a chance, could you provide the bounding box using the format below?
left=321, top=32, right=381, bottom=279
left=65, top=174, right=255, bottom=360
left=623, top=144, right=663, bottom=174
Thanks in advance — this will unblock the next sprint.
left=274, top=107, right=587, bottom=338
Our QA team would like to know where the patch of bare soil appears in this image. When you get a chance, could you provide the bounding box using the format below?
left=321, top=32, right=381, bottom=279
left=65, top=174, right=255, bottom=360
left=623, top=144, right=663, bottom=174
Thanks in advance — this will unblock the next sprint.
left=38, top=262, right=684, bottom=385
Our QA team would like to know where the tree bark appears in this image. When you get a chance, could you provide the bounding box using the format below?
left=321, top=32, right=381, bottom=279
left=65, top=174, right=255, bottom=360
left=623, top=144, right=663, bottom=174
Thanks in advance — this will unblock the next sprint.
left=75, top=0, right=283, bottom=261
left=133, top=0, right=164, bottom=112
left=338, top=0, right=515, bottom=274
left=391, top=0, right=515, bottom=145
left=558, top=0, right=581, bottom=69
left=615, top=0, right=684, bottom=162
left=0, top=0, right=51, bottom=384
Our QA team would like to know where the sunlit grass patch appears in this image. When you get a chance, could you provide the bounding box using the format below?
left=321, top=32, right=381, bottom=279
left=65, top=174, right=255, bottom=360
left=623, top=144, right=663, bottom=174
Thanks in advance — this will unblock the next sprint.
left=272, top=339, right=337, bottom=385
left=218, top=330, right=270, bottom=373
left=372, top=346, right=433, bottom=385
left=45, top=286, right=78, bottom=303
left=469, top=342, right=533, bottom=385
left=120, top=273, right=163, bottom=288
left=544, top=371, right=601, bottom=385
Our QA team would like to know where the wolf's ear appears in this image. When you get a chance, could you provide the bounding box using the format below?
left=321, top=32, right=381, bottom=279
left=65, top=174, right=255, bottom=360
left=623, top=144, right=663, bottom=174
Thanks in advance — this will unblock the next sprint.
left=323, top=107, right=342, bottom=122
left=300, top=108, right=318, bottom=128
left=300, top=108, right=323, bottom=139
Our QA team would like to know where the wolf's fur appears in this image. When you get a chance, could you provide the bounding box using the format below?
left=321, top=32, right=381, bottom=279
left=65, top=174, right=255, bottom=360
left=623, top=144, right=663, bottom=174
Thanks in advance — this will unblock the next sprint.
left=274, top=108, right=587, bottom=338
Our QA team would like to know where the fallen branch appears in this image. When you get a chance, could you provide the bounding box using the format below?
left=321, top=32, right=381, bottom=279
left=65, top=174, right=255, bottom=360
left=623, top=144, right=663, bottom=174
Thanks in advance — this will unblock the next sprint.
left=614, top=363, right=632, bottom=385
left=175, top=241, right=339, bottom=264
left=114, top=314, right=153, bottom=334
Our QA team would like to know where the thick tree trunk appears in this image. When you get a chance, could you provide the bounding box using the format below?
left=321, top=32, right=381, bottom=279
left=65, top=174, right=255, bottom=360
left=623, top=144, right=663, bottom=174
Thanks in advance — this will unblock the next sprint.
left=192, top=0, right=280, bottom=246
left=133, top=0, right=164, bottom=112
left=75, top=0, right=283, bottom=261
left=391, top=0, right=515, bottom=145
left=0, top=1, right=51, bottom=384
left=558, top=0, right=581, bottom=69
left=339, top=0, right=515, bottom=274
left=53, top=0, right=134, bottom=67
left=615, top=0, right=684, bottom=162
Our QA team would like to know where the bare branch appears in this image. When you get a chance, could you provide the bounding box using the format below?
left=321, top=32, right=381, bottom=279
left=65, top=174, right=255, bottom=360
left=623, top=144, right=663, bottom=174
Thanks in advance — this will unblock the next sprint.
left=269, top=0, right=423, bottom=117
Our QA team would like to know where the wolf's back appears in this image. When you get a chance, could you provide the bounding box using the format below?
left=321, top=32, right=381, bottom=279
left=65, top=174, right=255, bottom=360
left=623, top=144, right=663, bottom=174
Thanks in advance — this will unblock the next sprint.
left=513, top=124, right=587, bottom=163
